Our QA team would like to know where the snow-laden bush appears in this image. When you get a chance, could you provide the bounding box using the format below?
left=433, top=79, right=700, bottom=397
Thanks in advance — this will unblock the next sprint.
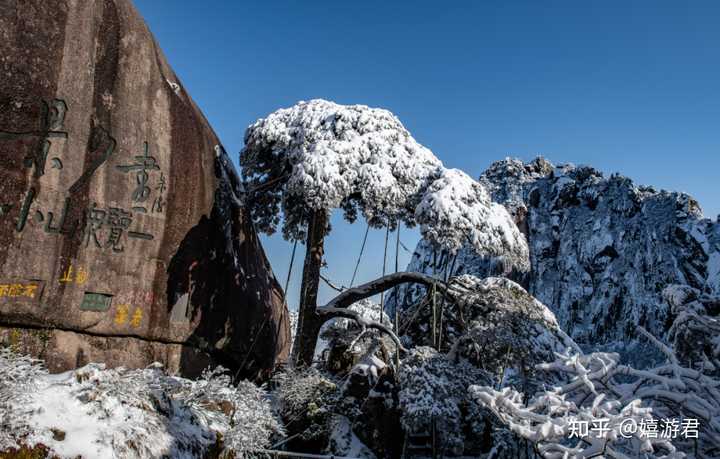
left=271, top=367, right=340, bottom=448
left=398, top=346, right=492, bottom=455
left=469, top=328, right=720, bottom=458
left=169, top=366, right=284, bottom=453
left=0, top=347, right=282, bottom=458
left=0, top=347, right=46, bottom=449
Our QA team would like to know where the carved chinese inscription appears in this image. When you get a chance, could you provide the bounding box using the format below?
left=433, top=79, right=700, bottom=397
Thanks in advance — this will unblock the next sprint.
left=80, top=203, right=153, bottom=252
left=1, top=100, right=159, bottom=254
left=152, top=172, right=166, bottom=213
left=0, top=99, right=68, bottom=177
left=117, top=142, right=164, bottom=213
left=0, top=280, right=44, bottom=302
left=69, top=124, right=116, bottom=194
left=58, top=262, right=89, bottom=285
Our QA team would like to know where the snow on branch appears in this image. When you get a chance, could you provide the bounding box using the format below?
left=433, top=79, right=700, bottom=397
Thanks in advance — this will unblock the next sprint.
left=314, top=272, right=455, bottom=356
left=317, top=306, right=406, bottom=353
left=469, top=327, right=720, bottom=458
left=319, top=271, right=449, bottom=311
left=415, top=168, right=530, bottom=262
left=240, top=99, right=443, bottom=236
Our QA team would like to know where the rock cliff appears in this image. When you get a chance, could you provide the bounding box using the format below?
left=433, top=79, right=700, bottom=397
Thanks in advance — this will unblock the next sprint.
left=396, top=157, right=720, bottom=361
left=0, top=0, right=290, bottom=379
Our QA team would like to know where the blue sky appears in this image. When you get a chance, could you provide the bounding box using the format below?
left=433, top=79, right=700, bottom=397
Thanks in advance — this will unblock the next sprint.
left=135, top=0, right=719, bottom=308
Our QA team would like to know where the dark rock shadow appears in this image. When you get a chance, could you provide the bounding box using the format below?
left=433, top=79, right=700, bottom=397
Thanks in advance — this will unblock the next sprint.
left=167, top=147, right=289, bottom=381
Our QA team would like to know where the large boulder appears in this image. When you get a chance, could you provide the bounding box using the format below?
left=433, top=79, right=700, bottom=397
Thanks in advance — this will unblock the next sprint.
left=0, top=0, right=290, bottom=379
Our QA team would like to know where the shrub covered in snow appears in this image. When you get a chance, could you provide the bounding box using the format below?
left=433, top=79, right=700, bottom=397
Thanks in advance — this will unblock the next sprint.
left=271, top=367, right=341, bottom=450
left=0, top=347, right=46, bottom=449
left=663, top=284, right=720, bottom=373
left=0, top=347, right=282, bottom=458
left=398, top=346, right=492, bottom=455
left=400, top=275, right=578, bottom=391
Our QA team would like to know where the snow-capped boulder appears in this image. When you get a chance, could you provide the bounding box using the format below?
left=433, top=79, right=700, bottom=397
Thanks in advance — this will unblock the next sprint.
left=0, top=0, right=289, bottom=379
left=401, top=157, right=720, bottom=362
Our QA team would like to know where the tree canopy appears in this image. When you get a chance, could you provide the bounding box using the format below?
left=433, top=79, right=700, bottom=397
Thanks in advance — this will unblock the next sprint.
left=240, top=99, right=528, bottom=263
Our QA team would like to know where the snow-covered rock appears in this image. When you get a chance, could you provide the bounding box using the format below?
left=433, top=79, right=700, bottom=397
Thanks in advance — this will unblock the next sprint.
left=398, top=157, right=720, bottom=362
left=326, top=415, right=377, bottom=458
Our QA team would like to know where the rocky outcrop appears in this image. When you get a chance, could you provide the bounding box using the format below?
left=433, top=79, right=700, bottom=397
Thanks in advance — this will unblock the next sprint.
left=0, top=0, right=290, bottom=379
left=399, top=157, right=720, bottom=362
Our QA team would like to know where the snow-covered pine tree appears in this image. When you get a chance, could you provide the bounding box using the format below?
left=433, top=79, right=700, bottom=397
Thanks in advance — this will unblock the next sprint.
left=240, top=99, right=528, bottom=366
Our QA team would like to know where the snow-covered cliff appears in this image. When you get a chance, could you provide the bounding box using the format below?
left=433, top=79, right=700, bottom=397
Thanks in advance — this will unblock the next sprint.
left=394, top=157, right=720, bottom=359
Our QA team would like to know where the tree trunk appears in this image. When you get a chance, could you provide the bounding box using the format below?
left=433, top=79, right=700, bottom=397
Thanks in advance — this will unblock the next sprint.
left=291, top=209, right=328, bottom=367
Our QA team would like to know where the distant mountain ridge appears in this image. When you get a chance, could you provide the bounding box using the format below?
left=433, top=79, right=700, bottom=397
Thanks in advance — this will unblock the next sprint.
left=393, top=157, right=720, bottom=360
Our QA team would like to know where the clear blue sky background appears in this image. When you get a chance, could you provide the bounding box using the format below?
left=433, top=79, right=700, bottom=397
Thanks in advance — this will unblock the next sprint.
left=135, top=0, right=719, bottom=308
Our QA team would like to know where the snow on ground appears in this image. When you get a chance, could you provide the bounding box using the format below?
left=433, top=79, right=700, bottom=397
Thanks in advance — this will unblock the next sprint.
left=22, top=372, right=148, bottom=459
left=327, top=415, right=377, bottom=458
left=0, top=349, right=282, bottom=458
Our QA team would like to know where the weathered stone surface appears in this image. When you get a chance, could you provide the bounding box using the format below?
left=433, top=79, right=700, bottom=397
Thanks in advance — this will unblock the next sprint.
left=0, top=0, right=290, bottom=379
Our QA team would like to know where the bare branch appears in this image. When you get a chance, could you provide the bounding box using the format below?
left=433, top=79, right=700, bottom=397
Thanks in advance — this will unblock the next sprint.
left=319, top=273, right=346, bottom=292
left=317, top=306, right=407, bottom=353
left=320, top=271, right=447, bottom=311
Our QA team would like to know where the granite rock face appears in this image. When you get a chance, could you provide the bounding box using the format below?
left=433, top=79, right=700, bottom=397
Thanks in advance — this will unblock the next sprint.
left=399, top=157, right=720, bottom=363
left=0, top=0, right=290, bottom=379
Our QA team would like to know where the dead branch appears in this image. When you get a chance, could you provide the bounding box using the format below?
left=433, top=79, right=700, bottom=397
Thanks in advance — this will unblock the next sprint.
left=320, top=271, right=448, bottom=311
left=317, top=306, right=407, bottom=352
